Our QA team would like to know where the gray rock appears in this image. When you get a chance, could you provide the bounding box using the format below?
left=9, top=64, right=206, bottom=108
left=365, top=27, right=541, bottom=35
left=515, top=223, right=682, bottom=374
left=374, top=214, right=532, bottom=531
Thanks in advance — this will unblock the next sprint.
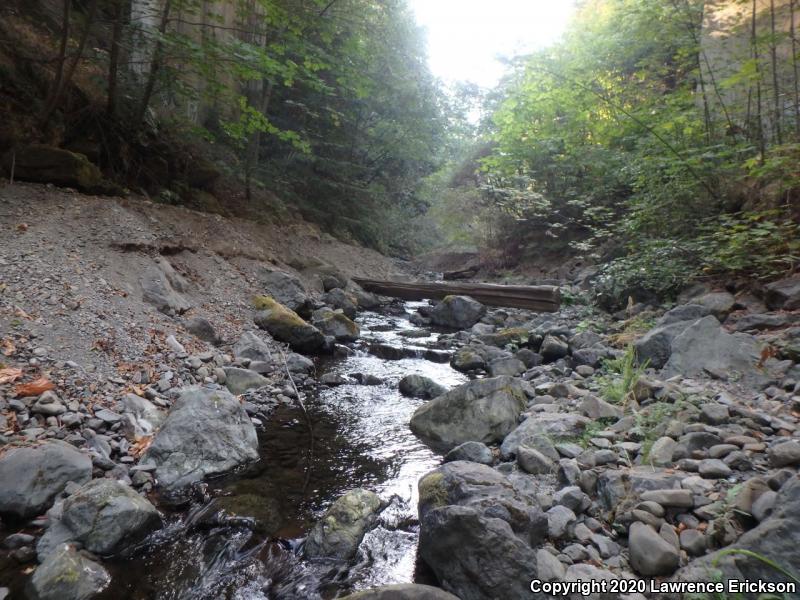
left=28, top=543, right=110, bottom=600
left=536, top=548, right=566, bottom=582
left=31, top=391, right=66, bottom=416
left=487, top=357, right=526, bottom=377
left=579, top=395, right=622, bottom=420
left=430, top=295, right=486, bottom=330
left=59, top=479, right=160, bottom=555
left=765, top=275, right=800, bottom=310
left=120, top=393, right=164, bottom=439
left=0, top=441, right=91, bottom=520
left=285, top=352, right=314, bottom=373
left=500, top=412, right=591, bottom=459
left=399, top=374, right=447, bottom=400
left=628, top=521, right=680, bottom=576
left=444, top=441, right=494, bottom=465
left=450, top=343, right=510, bottom=372
left=259, top=269, right=310, bottom=313
left=322, top=288, right=358, bottom=319
left=340, top=584, right=460, bottom=600
left=693, top=291, right=736, bottom=319
left=233, top=331, right=272, bottom=363
left=304, top=488, right=383, bottom=560
left=648, top=437, right=677, bottom=467
left=540, top=334, right=568, bottom=362
left=634, top=320, right=695, bottom=369
left=698, top=458, right=732, bottom=479
left=663, top=316, right=765, bottom=384
left=768, top=441, right=800, bottom=467
left=141, top=258, right=190, bottom=315
left=313, top=311, right=360, bottom=342
left=699, top=403, right=729, bottom=425
left=546, top=505, right=576, bottom=539
left=143, top=387, right=259, bottom=491
left=680, top=528, right=707, bottom=556
left=184, top=316, right=220, bottom=345
left=640, top=489, right=693, bottom=508
left=517, top=446, right=555, bottom=475
left=222, top=367, right=269, bottom=395
left=410, top=376, right=527, bottom=451
left=732, top=313, right=798, bottom=332
left=657, top=304, right=711, bottom=326
left=352, top=288, right=382, bottom=310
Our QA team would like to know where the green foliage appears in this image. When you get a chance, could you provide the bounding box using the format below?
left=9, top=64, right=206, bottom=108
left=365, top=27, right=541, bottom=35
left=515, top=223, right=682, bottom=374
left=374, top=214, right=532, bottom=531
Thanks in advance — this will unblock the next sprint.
left=598, top=345, right=649, bottom=405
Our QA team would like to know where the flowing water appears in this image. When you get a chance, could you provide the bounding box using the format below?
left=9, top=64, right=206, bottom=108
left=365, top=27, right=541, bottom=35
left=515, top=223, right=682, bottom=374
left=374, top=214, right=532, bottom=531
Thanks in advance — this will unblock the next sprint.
left=97, top=302, right=466, bottom=599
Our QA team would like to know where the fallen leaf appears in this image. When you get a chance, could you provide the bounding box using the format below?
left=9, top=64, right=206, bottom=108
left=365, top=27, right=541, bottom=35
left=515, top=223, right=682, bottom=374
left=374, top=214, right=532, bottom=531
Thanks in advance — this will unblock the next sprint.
left=17, top=223, right=28, bottom=232
left=22, top=565, right=35, bottom=575
left=129, top=436, right=153, bottom=458
left=0, top=367, right=23, bottom=384
left=13, top=307, right=32, bottom=320
left=2, top=339, right=15, bottom=356
left=15, top=377, right=55, bottom=397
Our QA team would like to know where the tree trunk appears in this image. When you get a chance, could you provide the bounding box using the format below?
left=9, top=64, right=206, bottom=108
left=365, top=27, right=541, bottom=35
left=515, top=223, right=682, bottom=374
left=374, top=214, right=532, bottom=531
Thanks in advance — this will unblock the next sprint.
left=39, top=0, right=71, bottom=130
left=244, top=79, right=274, bottom=202
left=106, top=0, right=124, bottom=117
left=791, top=0, right=800, bottom=137
left=752, top=0, right=766, bottom=159
left=769, top=0, right=783, bottom=144
left=136, top=0, right=172, bottom=126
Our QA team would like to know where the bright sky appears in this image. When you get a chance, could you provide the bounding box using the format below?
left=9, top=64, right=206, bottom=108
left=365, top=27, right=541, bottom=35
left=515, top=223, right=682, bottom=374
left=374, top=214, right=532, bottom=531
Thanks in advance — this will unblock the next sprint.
left=409, top=0, right=576, bottom=88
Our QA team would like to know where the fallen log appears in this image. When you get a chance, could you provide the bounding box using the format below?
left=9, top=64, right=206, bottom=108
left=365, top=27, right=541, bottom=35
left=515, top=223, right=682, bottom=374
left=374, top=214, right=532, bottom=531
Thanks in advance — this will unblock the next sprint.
left=442, top=266, right=479, bottom=281
left=353, top=278, right=560, bottom=312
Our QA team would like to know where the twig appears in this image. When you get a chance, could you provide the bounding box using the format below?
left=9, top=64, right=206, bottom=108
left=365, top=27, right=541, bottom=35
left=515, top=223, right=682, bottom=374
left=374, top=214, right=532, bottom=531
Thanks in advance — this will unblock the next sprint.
left=277, top=346, right=314, bottom=495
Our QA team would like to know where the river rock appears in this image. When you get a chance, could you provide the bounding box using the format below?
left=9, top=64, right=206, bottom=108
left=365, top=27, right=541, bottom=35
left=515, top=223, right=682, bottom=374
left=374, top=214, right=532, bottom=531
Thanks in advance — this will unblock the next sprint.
left=140, top=258, right=190, bottom=315
left=488, top=357, right=526, bottom=377
left=500, top=412, right=591, bottom=459
left=765, top=275, right=800, bottom=310
left=233, top=331, right=273, bottom=363
left=450, top=343, right=510, bottom=372
left=768, top=441, right=800, bottom=467
left=183, top=316, right=220, bottom=345
left=634, top=320, right=695, bottom=369
left=259, top=269, right=311, bottom=313
left=579, top=395, right=622, bottom=420
left=540, top=334, right=568, bottom=362
left=629, top=521, right=680, bottom=576
left=2, top=145, right=105, bottom=192
left=663, top=316, right=763, bottom=382
left=0, top=441, right=91, bottom=520
left=417, top=462, right=547, bottom=600
left=430, top=295, right=486, bottom=329
left=341, top=584, right=460, bottom=600
left=322, top=288, right=358, bottom=319
left=398, top=374, right=447, bottom=400
left=59, top=479, right=160, bottom=555
left=517, top=446, right=555, bottom=475
left=672, top=476, right=800, bottom=589
left=657, top=304, right=711, bottom=326
left=444, top=441, right=494, bottom=465
left=410, top=376, right=527, bottom=450
left=143, top=387, right=259, bottom=491
left=304, top=488, right=383, bottom=560
left=313, top=311, right=360, bottom=342
left=253, top=295, right=326, bottom=353
left=222, top=367, right=269, bottom=395
left=28, top=543, right=110, bottom=600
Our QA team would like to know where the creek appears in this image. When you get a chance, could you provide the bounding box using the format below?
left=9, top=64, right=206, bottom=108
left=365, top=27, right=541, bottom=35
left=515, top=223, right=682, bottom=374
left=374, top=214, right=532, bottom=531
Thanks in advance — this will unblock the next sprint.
left=99, top=301, right=466, bottom=599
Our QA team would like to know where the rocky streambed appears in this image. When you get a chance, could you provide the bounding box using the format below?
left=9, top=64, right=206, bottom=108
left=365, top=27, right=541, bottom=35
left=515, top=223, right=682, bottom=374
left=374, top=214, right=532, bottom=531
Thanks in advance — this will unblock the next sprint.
left=2, top=261, right=800, bottom=600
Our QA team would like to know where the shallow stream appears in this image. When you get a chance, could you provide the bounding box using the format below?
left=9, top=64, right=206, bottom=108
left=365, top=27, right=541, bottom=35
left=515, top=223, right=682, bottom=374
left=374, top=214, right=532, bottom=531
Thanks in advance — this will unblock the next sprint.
left=99, top=302, right=466, bottom=599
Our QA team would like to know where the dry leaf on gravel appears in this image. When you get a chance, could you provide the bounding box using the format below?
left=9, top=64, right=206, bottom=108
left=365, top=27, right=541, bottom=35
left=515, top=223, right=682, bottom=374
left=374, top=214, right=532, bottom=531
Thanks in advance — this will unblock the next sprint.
left=129, top=436, right=153, bottom=458
left=2, top=339, right=16, bottom=356
left=0, top=367, right=23, bottom=384
left=15, top=377, right=55, bottom=396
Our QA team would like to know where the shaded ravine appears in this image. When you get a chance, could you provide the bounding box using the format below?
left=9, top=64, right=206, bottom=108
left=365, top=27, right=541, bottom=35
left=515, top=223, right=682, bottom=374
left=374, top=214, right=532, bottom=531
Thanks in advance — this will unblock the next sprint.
left=98, top=302, right=467, bottom=599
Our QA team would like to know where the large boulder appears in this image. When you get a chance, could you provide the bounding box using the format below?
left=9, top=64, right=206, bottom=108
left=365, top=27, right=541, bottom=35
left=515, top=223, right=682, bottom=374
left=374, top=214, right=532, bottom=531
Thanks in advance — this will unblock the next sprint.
left=59, top=479, right=161, bottom=555
left=143, top=387, right=259, bottom=492
left=2, top=145, right=106, bottom=192
left=417, top=462, right=547, bottom=600
left=500, top=413, right=591, bottom=459
left=141, top=258, right=190, bottom=315
left=304, top=488, right=383, bottom=560
left=663, top=316, right=763, bottom=382
left=258, top=269, right=311, bottom=313
left=232, top=331, right=273, bottom=363
left=634, top=319, right=696, bottom=369
left=312, top=310, right=360, bottom=342
left=253, top=295, right=325, bottom=353
left=410, top=376, right=527, bottom=450
left=430, top=295, right=486, bottom=330
left=765, top=275, right=800, bottom=310
left=28, top=543, right=110, bottom=600
left=341, top=584, right=460, bottom=600
left=0, top=441, right=91, bottom=520
left=398, top=374, right=447, bottom=400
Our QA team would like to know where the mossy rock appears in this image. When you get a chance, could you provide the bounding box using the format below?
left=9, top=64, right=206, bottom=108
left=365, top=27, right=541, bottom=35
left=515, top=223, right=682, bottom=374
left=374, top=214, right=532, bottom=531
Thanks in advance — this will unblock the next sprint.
left=253, top=295, right=325, bottom=353
left=418, top=472, right=448, bottom=509
left=2, top=145, right=116, bottom=194
left=477, top=327, right=530, bottom=348
left=314, top=312, right=360, bottom=342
